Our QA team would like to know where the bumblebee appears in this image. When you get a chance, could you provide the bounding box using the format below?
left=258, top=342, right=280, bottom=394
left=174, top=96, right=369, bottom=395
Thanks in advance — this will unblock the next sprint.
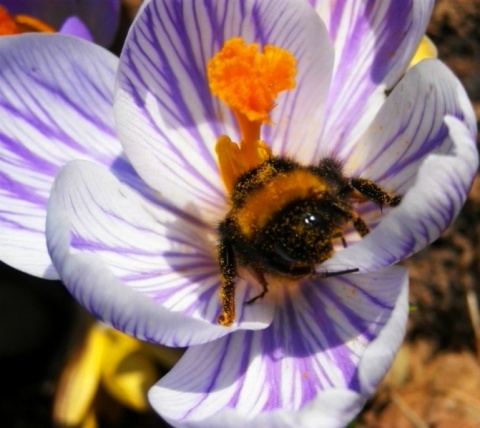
left=216, top=156, right=401, bottom=326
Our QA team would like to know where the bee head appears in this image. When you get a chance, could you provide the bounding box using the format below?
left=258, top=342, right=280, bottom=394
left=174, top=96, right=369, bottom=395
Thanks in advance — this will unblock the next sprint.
left=270, top=196, right=347, bottom=265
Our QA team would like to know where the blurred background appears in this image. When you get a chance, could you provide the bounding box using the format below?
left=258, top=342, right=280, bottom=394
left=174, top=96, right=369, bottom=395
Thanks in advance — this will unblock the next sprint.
left=1, top=0, right=479, bottom=427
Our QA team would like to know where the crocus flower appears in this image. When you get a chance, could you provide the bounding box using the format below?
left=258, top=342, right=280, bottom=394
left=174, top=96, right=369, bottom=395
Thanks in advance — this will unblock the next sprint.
left=0, top=0, right=120, bottom=44
left=0, top=0, right=477, bottom=427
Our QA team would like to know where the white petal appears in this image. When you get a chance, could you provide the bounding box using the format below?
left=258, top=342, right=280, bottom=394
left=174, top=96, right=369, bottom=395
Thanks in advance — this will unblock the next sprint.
left=325, top=125, right=477, bottom=273
left=46, top=160, right=274, bottom=346
left=320, top=59, right=478, bottom=272
left=149, top=267, right=408, bottom=427
left=0, top=34, right=120, bottom=278
left=311, top=0, right=434, bottom=158
left=114, top=0, right=333, bottom=224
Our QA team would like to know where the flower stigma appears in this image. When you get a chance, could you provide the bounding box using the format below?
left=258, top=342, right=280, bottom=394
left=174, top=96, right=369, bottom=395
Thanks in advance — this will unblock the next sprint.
left=0, top=5, right=55, bottom=35
left=207, top=37, right=296, bottom=193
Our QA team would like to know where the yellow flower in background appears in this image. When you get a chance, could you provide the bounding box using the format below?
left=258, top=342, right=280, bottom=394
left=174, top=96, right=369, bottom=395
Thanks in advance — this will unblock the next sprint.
left=410, top=35, right=438, bottom=67
left=53, top=321, right=183, bottom=427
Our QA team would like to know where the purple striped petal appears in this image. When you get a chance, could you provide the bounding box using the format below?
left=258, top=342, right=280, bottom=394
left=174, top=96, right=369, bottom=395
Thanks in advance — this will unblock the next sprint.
left=0, top=34, right=122, bottom=278
left=309, top=0, right=434, bottom=160
left=46, top=160, right=274, bottom=346
left=114, top=0, right=333, bottom=223
left=2, top=0, right=120, bottom=46
left=321, top=59, right=478, bottom=273
left=149, top=266, right=408, bottom=427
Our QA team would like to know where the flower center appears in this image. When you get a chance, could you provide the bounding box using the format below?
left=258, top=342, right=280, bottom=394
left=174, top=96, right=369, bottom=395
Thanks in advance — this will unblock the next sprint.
left=0, top=5, right=55, bottom=35
left=207, top=37, right=296, bottom=193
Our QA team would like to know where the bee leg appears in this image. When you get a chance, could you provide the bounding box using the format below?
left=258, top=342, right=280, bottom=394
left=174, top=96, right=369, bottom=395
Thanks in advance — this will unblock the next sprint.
left=316, top=267, right=360, bottom=278
left=350, top=177, right=402, bottom=208
left=217, top=240, right=237, bottom=326
left=245, top=270, right=269, bottom=305
left=331, top=231, right=348, bottom=248
left=351, top=213, right=370, bottom=237
left=332, top=203, right=370, bottom=238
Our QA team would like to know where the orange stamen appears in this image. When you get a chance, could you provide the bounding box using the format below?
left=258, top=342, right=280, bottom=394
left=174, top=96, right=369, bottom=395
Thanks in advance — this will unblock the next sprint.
left=208, top=37, right=295, bottom=124
left=207, top=37, right=296, bottom=194
left=0, top=5, right=55, bottom=36
left=15, top=14, right=55, bottom=33
left=0, top=6, right=19, bottom=35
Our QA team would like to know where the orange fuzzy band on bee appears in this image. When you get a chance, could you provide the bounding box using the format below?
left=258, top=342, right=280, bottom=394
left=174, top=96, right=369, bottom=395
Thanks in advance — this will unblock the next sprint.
left=232, top=169, right=328, bottom=237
